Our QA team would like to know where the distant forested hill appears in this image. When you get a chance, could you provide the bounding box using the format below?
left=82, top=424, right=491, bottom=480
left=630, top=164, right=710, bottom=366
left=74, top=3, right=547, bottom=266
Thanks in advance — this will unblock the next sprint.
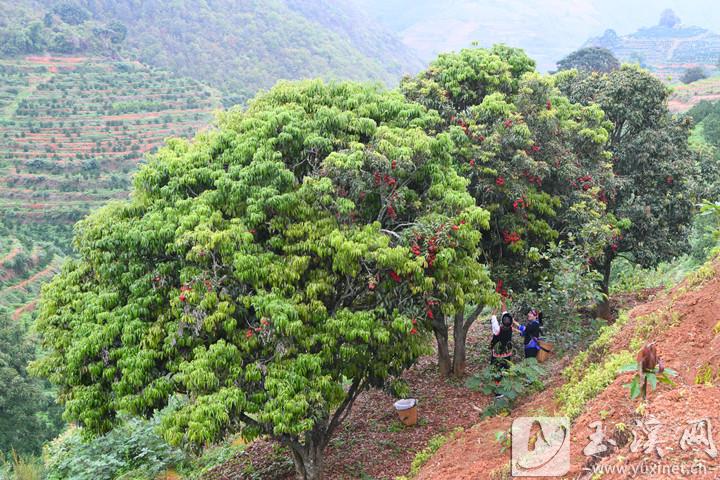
left=0, top=0, right=423, bottom=105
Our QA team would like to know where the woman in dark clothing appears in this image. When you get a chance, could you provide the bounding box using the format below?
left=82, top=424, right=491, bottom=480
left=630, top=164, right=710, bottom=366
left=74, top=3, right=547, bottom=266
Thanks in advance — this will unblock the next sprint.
left=515, top=309, right=543, bottom=359
left=490, top=309, right=515, bottom=395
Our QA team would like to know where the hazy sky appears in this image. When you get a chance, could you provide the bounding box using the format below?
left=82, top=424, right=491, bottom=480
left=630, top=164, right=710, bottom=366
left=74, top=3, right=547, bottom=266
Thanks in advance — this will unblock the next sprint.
left=356, top=0, right=720, bottom=71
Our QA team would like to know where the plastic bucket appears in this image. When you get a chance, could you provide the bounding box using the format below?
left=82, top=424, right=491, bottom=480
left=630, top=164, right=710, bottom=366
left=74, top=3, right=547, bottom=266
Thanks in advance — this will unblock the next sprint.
left=537, top=340, right=554, bottom=363
left=394, top=398, right=418, bottom=426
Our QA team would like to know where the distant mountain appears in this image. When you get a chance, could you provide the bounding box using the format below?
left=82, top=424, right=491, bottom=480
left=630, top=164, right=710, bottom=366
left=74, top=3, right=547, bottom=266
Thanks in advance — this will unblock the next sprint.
left=584, top=10, right=720, bottom=78
left=70, top=0, right=424, bottom=105
left=0, top=0, right=423, bottom=105
left=354, top=1, right=720, bottom=75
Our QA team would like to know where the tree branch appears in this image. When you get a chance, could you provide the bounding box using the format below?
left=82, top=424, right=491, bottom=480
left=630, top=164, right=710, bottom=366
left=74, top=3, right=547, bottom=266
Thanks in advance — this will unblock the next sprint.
left=463, top=304, right=484, bottom=333
left=325, top=378, right=367, bottom=447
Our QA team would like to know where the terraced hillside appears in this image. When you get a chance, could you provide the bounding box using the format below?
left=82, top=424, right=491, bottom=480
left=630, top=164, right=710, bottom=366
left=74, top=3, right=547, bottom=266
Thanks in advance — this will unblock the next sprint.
left=669, top=76, right=720, bottom=113
left=0, top=55, right=220, bottom=249
left=584, top=13, right=720, bottom=78
left=0, top=229, right=61, bottom=324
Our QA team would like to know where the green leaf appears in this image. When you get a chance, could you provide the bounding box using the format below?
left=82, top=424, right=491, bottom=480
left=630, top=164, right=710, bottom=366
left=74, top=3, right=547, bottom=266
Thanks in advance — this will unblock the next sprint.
left=618, top=363, right=639, bottom=373
left=646, top=373, right=657, bottom=391
left=629, top=377, right=641, bottom=399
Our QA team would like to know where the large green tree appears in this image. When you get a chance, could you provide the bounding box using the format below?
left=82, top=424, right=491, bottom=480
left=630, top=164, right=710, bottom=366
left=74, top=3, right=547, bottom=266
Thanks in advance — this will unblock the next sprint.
left=402, top=45, right=615, bottom=373
left=556, top=47, right=620, bottom=74
left=32, top=81, right=491, bottom=480
left=0, top=312, right=63, bottom=456
left=557, top=65, right=698, bottom=317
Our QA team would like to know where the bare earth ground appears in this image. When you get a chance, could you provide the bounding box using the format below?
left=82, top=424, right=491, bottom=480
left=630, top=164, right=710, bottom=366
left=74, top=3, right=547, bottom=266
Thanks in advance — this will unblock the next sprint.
left=203, top=319, right=497, bottom=479
left=200, top=272, right=711, bottom=480
left=416, top=260, right=720, bottom=480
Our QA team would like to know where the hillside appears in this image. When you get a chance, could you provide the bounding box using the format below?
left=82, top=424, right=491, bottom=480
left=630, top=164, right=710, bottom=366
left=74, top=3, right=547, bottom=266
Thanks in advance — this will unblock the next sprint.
left=0, top=55, right=220, bottom=250
left=0, top=229, right=60, bottom=324
left=413, top=259, right=720, bottom=479
left=584, top=12, right=720, bottom=78
left=0, top=54, right=220, bottom=324
left=669, top=77, right=720, bottom=113
left=0, top=0, right=424, bottom=106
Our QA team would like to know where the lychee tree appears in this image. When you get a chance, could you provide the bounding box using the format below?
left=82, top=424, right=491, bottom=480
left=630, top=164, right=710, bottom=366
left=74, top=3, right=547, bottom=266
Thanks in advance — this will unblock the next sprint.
left=402, top=46, right=616, bottom=374
left=32, top=81, right=491, bottom=480
left=556, top=65, right=699, bottom=317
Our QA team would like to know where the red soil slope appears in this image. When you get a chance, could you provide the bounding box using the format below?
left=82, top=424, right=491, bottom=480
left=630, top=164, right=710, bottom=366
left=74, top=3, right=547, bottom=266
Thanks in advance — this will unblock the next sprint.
left=417, top=260, right=720, bottom=480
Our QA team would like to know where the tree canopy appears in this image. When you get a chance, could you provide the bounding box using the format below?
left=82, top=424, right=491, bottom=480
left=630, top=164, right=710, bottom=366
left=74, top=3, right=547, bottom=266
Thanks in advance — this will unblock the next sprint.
left=556, top=47, right=620, bottom=74
left=557, top=65, right=698, bottom=315
left=32, top=81, right=491, bottom=479
left=681, top=66, right=707, bottom=84
left=0, top=312, right=63, bottom=456
left=401, top=45, right=615, bottom=373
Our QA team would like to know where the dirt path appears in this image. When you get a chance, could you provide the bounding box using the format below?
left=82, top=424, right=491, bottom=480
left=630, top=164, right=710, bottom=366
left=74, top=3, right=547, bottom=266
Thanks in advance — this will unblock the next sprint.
left=0, top=246, right=21, bottom=266
left=0, top=263, right=58, bottom=295
left=11, top=300, right=37, bottom=321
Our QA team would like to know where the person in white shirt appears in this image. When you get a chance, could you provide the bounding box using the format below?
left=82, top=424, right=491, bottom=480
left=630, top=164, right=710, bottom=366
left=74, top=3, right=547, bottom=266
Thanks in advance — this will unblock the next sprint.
left=489, top=301, right=514, bottom=395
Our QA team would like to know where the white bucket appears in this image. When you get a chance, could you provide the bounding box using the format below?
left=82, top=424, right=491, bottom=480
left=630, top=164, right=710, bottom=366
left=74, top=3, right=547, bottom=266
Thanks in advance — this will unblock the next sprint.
left=393, top=398, right=417, bottom=411
left=394, top=398, right=418, bottom=426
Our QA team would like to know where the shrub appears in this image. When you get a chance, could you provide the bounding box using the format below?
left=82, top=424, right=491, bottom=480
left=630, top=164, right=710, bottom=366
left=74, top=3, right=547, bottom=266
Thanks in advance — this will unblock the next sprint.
left=466, top=359, right=545, bottom=417
left=44, top=415, right=185, bottom=480
left=557, top=350, right=634, bottom=420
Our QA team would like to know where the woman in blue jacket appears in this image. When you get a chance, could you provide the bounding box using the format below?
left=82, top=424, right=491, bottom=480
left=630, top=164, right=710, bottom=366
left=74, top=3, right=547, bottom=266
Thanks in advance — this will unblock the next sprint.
left=515, top=309, right=543, bottom=359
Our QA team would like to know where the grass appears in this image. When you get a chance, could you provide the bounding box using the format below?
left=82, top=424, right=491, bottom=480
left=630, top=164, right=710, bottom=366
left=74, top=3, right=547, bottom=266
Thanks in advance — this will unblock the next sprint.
left=0, top=451, right=44, bottom=480
left=556, top=350, right=635, bottom=420
left=394, top=427, right=464, bottom=480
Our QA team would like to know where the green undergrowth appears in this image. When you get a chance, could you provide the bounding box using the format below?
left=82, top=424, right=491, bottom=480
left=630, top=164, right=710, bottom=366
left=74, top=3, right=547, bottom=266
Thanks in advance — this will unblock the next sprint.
left=395, top=427, right=464, bottom=480
left=557, top=350, right=635, bottom=420
left=559, top=253, right=720, bottom=420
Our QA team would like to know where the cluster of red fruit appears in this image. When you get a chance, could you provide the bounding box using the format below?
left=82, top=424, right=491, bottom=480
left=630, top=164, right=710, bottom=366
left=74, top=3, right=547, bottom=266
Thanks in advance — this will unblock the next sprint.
left=425, top=299, right=439, bottom=319
left=502, top=230, right=521, bottom=244
left=179, top=284, right=191, bottom=302
left=374, top=171, right=397, bottom=187
left=573, top=174, right=593, bottom=191
left=409, top=317, right=418, bottom=335
left=495, top=176, right=505, bottom=186
left=503, top=119, right=513, bottom=129
left=546, top=100, right=552, bottom=110
left=513, top=197, right=527, bottom=211
left=451, top=116, right=486, bottom=142
left=426, top=235, right=438, bottom=268
left=389, top=270, right=402, bottom=282
left=246, top=317, right=272, bottom=339
left=521, top=170, right=542, bottom=187
left=495, top=279, right=509, bottom=298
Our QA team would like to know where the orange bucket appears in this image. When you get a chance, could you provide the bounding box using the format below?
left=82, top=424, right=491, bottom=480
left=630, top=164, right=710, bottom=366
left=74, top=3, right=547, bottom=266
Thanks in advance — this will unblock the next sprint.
left=394, top=399, right=418, bottom=426
left=537, top=340, right=554, bottom=363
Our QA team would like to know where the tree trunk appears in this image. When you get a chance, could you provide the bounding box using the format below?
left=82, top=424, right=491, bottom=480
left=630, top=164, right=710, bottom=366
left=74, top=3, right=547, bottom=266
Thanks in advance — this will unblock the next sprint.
left=434, top=324, right=452, bottom=377
left=289, top=439, right=324, bottom=480
left=596, top=255, right=613, bottom=320
left=452, top=311, right=467, bottom=377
